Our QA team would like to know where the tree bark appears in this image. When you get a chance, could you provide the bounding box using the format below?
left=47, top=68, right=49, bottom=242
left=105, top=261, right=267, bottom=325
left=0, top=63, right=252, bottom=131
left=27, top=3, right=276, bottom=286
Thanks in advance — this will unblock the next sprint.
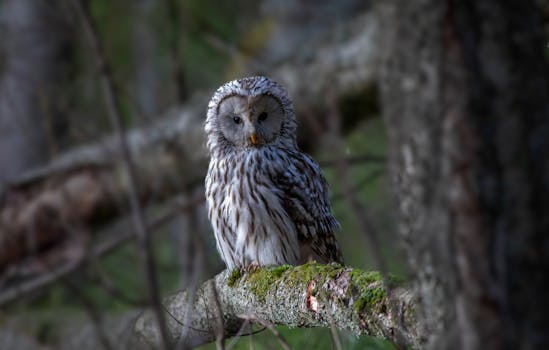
left=0, top=0, right=70, bottom=184
left=134, top=264, right=419, bottom=349
left=379, top=1, right=549, bottom=349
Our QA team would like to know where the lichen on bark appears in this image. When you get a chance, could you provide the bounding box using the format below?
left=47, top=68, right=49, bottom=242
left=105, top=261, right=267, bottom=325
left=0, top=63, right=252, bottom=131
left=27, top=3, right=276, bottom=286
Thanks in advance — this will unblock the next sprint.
left=134, top=263, right=420, bottom=348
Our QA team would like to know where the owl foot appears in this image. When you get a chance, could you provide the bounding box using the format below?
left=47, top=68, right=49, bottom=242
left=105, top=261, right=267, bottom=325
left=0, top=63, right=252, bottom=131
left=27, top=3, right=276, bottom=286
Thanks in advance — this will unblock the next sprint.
left=241, top=262, right=260, bottom=274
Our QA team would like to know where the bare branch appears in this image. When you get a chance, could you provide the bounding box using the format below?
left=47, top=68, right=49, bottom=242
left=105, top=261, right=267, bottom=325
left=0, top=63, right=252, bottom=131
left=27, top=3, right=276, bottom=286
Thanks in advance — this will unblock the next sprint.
left=318, top=154, right=386, bottom=167
left=326, top=92, right=389, bottom=276
left=73, top=1, right=170, bottom=347
left=225, top=319, right=254, bottom=350
left=328, top=317, right=344, bottom=350
left=0, top=194, right=201, bottom=307
left=210, top=281, right=226, bottom=350
left=164, top=0, right=187, bottom=102
left=332, top=169, right=383, bottom=201
left=134, top=264, right=420, bottom=349
left=89, top=263, right=147, bottom=307
left=64, top=279, right=114, bottom=350
left=239, top=315, right=292, bottom=350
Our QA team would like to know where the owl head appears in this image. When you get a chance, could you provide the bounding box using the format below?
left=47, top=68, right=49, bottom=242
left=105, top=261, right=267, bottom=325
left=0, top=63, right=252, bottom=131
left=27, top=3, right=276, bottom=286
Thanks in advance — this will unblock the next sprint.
left=205, top=76, right=298, bottom=155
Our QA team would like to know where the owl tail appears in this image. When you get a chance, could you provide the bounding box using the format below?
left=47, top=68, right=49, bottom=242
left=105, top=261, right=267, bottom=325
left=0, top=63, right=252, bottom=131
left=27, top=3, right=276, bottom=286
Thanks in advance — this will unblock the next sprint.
left=298, top=233, right=344, bottom=265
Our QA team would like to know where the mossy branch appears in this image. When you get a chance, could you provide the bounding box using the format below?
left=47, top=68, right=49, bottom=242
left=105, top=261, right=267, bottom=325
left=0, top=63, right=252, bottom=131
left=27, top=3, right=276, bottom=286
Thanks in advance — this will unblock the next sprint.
left=134, top=263, right=421, bottom=349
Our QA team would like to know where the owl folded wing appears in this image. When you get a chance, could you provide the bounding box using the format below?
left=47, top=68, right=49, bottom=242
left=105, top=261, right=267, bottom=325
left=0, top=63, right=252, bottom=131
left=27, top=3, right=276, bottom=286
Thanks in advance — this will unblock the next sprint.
left=274, top=153, right=340, bottom=240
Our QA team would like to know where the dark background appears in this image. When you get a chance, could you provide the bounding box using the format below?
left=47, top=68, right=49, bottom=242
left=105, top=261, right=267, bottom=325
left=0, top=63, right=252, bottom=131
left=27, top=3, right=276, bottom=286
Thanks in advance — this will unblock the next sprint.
left=1, top=0, right=548, bottom=349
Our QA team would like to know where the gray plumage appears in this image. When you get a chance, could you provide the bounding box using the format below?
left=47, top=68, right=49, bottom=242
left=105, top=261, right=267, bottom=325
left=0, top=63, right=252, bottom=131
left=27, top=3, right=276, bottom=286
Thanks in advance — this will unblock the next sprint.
left=205, top=76, right=342, bottom=269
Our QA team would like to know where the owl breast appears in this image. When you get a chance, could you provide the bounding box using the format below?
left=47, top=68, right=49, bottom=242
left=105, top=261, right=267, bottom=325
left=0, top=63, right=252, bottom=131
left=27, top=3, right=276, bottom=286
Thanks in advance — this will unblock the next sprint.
left=205, top=148, right=300, bottom=269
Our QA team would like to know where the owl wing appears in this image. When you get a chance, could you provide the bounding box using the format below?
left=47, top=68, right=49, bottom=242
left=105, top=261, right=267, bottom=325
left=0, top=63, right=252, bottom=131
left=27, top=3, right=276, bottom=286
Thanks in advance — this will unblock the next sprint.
left=274, top=153, right=343, bottom=263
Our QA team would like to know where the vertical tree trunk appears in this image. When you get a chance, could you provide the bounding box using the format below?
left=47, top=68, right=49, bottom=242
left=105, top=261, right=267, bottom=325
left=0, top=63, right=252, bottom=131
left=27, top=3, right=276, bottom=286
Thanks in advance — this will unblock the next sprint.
left=133, top=0, right=160, bottom=119
left=379, top=1, right=549, bottom=349
left=0, top=0, right=69, bottom=184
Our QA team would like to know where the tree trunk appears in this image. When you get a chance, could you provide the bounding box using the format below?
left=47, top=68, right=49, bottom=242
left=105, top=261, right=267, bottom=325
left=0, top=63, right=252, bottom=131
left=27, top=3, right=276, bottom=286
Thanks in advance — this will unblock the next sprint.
left=379, top=1, right=549, bottom=349
left=0, top=0, right=70, bottom=183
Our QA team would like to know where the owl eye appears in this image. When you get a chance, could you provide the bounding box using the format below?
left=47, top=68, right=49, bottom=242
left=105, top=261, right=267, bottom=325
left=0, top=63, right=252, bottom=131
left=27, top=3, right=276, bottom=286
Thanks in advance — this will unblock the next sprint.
left=258, top=112, right=268, bottom=122
left=232, top=116, right=242, bottom=124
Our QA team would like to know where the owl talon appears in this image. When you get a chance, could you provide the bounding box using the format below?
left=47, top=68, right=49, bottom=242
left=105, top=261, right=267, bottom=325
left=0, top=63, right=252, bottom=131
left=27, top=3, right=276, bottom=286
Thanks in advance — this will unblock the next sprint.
left=242, top=262, right=260, bottom=274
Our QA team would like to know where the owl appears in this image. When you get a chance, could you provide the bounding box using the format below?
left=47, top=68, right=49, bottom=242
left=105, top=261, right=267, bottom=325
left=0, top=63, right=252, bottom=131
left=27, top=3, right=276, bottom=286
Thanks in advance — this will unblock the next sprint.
left=205, top=76, right=342, bottom=269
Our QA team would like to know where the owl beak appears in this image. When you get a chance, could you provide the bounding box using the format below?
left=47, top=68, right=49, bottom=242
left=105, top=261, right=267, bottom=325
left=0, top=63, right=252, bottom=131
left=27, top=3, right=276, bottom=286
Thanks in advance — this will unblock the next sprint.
left=250, top=133, right=259, bottom=145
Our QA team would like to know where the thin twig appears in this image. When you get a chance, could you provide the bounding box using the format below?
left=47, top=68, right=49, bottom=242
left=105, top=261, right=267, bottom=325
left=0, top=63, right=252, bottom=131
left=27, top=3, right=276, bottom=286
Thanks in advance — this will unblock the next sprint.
left=147, top=193, right=205, bottom=232
left=319, top=154, right=386, bottom=167
left=226, top=319, right=250, bottom=350
left=174, top=195, right=206, bottom=350
left=64, top=279, right=114, bottom=350
left=332, top=168, right=384, bottom=201
left=89, top=262, right=147, bottom=307
left=300, top=108, right=327, bottom=137
left=164, top=0, right=187, bottom=102
left=0, top=194, right=201, bottom=307
left=249, top=330, right=255, bottom=350
left=326, top=93, right=408, bottom=346
left=329, top=321, right=344, bottom=350
left=70, top=2, right=170, bottom=347
left=0, top=258, right=81, bottom=306
left=173, top=285, right=198, bottom=350
left=326, top=92, right=388, bottom=275
left=325, top=302, right=344, bottom=350
left=210, top=280, right=226, bottom=350
left=238, top=314, right=291, bottom=350
left=202, top=33, right=269, bottom=73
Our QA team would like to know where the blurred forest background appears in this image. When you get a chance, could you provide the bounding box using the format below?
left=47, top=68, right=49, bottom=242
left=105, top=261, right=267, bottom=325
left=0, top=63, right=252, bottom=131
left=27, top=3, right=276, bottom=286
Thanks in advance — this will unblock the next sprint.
left=0, top=0, right=548, bottom=349
left=0, top=0, right=396, bottom=349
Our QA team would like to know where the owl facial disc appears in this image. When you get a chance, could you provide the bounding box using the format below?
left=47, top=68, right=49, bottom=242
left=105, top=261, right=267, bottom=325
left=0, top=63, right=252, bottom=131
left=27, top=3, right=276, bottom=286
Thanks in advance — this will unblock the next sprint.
left=205, top=76, right=299, bottom=154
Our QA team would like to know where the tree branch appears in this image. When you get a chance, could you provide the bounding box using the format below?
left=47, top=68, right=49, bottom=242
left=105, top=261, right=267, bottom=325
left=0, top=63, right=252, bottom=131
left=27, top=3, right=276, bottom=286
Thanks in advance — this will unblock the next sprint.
left=73, top=0, right=170, bottom=347
left=0, top=194, right=201, bottom=306
left=134, top=263, right=420, bottom=349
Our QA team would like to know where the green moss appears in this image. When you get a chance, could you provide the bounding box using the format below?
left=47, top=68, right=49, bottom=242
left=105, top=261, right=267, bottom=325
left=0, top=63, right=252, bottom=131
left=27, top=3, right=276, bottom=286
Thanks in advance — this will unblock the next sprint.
left=349, top=269, right=387, bottom=313
left=354, top=286, right=387, bottom=313
left=271, top=264, right=292, bottom=277
left=234, top=263, right=390, bottom=313
left=239, top=263, right=344, bottom=301
left=349, top=269, right=383, bottom=287
left=244, top=267, right=283, bottom=301
left=284, top=262, right=346, bottom=292
left=227, top=268, right=243, bottom=287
